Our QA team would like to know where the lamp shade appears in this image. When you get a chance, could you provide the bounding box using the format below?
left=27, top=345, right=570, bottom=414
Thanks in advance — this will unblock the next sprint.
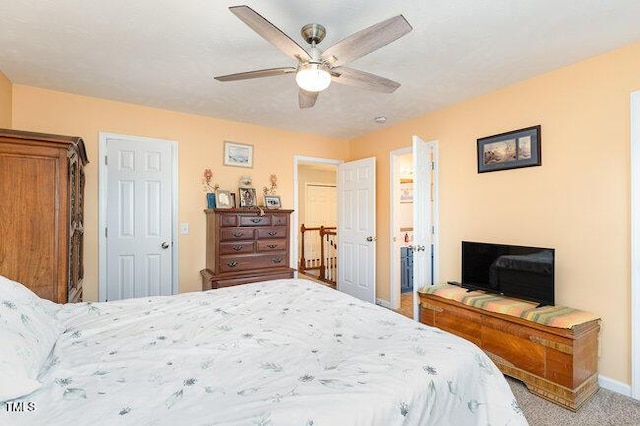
left=295, top=63, right=331, bottom=92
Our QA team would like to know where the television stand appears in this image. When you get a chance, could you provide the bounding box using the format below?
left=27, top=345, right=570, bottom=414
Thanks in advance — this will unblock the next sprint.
left=419, top=285, right=600, bottom=411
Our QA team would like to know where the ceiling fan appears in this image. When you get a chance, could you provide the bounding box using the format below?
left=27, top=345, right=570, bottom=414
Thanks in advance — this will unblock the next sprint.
left=214, top=5, right=413, bottom=108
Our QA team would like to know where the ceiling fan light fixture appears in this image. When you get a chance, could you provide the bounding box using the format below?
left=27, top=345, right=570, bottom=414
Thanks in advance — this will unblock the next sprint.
left=296, top=62, right=331, bottom=92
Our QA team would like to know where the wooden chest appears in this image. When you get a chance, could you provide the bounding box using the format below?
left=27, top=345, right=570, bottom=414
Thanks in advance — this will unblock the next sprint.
left=419, top=292, right=600, bottom=411
left=200, top=208, right=295, bottom=289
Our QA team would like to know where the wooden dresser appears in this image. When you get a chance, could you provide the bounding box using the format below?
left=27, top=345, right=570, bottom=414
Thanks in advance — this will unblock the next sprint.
left=200, top=208, right=295, bottom=289
left=419, top=291, right=600, bottom=411
left=0, top=129, right=88, bottom=303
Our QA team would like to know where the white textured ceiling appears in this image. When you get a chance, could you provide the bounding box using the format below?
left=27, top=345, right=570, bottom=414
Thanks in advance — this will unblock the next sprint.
left=1, top=1, right=639, bottom=138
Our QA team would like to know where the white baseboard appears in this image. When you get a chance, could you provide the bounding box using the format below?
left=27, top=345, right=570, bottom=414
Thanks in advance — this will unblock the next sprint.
left=375, top=298, right=391, bottom=308
left=599, top=374, right=632, bottom=397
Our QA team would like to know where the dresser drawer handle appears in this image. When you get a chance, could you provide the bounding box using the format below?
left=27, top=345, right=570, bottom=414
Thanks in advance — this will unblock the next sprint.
left=250, top=218, right=263, bottom=223
left=268, top=231, right=278, bottom=236
left=267, top=244, right=278, bottom=249
left=272, top=257, right=282, bottom=264
left=232, top=245, right=243, bottom=251
left=226, top=261, right=238, bottom=267
left=233, top=232, right=244, bottom=238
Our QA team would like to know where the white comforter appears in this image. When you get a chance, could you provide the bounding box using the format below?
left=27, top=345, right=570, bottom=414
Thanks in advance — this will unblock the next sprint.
left=3, top=279, right=527, bottom=425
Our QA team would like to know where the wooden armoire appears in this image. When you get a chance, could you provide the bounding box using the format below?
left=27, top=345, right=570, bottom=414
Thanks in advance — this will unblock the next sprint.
left=0, top=129, right=88, bottom=303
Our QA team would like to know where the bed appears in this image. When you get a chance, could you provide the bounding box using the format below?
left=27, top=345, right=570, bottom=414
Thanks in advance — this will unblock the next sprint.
left=0, top=275, right=527, bottom=425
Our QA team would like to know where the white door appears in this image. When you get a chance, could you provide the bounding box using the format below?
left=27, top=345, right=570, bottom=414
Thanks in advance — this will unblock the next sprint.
left=337, top=157, right=376, bottom=303
left=412, top=136, right=438, bottom=319
left=104, top=135, right=175, bottom=301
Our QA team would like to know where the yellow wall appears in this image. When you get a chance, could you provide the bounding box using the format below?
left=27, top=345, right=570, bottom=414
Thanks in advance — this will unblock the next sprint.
left=0, top=69, right=12, bottom=128
left=350, top=42, right=640, bottom=385
left=11, top=85, right=350, bottom=300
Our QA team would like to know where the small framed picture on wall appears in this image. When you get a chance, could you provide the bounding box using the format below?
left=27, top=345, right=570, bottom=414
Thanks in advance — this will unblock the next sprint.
left=223, top=141, right=253, bottom=168
left=477, top=125, right=541, bottom=173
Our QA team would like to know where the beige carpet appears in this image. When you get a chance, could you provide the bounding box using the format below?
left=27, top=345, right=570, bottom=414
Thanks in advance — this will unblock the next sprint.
left=507, top=377, right=640, bottom=425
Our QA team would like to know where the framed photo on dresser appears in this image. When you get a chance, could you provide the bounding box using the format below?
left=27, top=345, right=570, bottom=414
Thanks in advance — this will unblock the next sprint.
left=264, top=195, right=281, bottom=209
left=216, top=190, right=233, bottom=209
left=239, top=187, right=257, bottom=208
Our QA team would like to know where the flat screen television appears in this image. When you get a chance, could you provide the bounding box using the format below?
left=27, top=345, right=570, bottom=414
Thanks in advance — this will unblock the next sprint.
left=461, top=241, right=555, bottom=306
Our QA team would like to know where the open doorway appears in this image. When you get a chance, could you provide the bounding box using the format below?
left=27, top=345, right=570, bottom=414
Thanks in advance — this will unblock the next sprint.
left=390, top=148, right=414, bottom=317
left=293, top=156, right=340, bottom=287
left=390, top=139, right=439, bottom=320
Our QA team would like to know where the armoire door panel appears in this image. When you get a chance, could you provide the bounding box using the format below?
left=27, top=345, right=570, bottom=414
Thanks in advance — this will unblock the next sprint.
left=0, top=129, right=88, bottom=303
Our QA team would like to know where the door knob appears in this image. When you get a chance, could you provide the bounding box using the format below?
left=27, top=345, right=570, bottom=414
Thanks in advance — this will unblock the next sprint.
left=161, top=242, right=170, bottom=249
left=366, top=236, right=377, bottom=242
left=415, top=245, right=425, bottom=252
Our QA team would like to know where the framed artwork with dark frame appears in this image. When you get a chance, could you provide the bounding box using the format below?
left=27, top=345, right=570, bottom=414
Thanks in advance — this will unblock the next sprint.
left=238, top=187, right=257, bottom=208
left=477, top=125, right=541, bottom=173
left=216, top=190, right=233, bottom=209
left=224, top=141, right=253, bottom=168
left=264, top=195, right=282, bottom=209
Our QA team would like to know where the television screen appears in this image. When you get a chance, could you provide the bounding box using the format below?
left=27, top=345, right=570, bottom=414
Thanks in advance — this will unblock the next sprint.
left=461, top=241, right=555, bottom=306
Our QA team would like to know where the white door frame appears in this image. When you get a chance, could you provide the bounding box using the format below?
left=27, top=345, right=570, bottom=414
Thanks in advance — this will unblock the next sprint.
left=630, top=90, right=640, bottom=399
left=389, top=146, right=412, bottom=310
left=292, top=155, right=342, bottom=275
left=98, top=132, right=179, bottom=302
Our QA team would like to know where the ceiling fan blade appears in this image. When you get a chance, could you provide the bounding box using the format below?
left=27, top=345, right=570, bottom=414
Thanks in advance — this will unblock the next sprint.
left=322, top=15, right=412, bottom=67
left=230, top=6, right=310, bottom=61
left=331, top=66, right=400, bottom=93
left=215, top=67, right=296, bottom=82
left=299, top=89, right=319, bottom=109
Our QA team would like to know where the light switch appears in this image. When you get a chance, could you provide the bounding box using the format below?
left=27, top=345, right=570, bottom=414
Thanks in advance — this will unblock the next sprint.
left=180, top=223, right=189, bottom=235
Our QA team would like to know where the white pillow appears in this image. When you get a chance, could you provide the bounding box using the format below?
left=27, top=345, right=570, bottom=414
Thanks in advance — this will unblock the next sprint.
left=0, top=275, right=62, bottom=402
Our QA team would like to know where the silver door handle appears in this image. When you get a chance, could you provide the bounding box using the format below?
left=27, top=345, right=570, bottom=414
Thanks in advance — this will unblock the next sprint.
left=161, top=242, right=170, bottom=249
left=415, top=245, right=425, bottom=252
left=366, top=236, right=377, bottom=242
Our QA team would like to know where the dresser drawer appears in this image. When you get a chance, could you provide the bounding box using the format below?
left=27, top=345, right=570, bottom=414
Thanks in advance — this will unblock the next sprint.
left=220, top=214, right=238, bottom=227
left=257, top=239, right=287, bottom=252
left=271, top=215, right=288, bottom=226
left=219, top=254, right=287, bottom=272
left=220, top=241, right=255, bottom=255
left=239, top=215, right=271, bottom=227
left=220, top=228, right=255, bottom=241
left=256, top=227, right=287, bottom=239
